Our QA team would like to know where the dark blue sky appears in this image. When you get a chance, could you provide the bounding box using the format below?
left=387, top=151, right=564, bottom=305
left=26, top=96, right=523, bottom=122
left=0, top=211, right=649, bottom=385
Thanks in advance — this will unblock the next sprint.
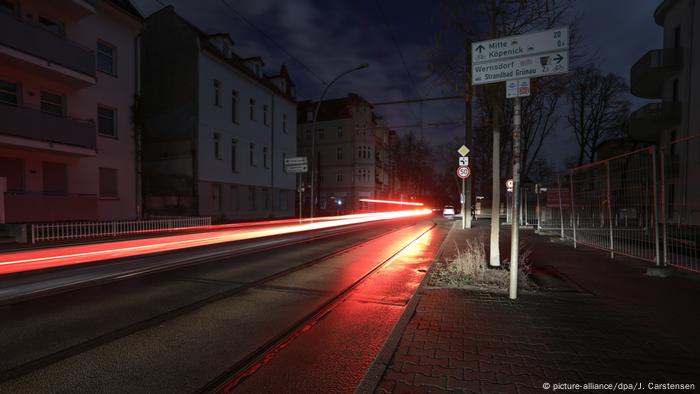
left=134, top=0, right=663, bottom=169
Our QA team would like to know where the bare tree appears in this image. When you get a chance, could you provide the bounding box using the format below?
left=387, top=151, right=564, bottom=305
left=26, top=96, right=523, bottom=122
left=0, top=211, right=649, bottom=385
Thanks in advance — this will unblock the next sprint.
left=567, top=65, right=630, bottom=166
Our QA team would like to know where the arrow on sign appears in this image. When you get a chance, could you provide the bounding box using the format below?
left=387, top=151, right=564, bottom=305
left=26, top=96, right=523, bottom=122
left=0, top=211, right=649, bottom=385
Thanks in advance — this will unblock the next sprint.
left=475, top=44, right=485, bottom=53
left=554, top=54, right=564, bottom=64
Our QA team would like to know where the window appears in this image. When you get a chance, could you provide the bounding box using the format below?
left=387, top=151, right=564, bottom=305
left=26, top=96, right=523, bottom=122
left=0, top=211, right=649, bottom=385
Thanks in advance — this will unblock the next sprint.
left=40, top=91, right=64, bottom=116
left=263, top=105, right=269, bottom=126
left=282, top=114, right=288, bottom=133
left=213, top=133, right=221, bottom=159
left=672, top=79, right=679, bottom=103
left=231, top=139, right=238, bottom=172
left=337, top=126, right=343, bottom=137
left=674, top=26, right=681, bottom=48
left=307, top=111, right=313, bottom=121
left=249, top=143, right=255, bottom=166
left=282, top=152, right=287, bottom=173
left=96, top=41, right=116, bottom=75
left=319, top=174, right=325, bottom=185
left=262, top=188, right=269, bottom=210
left=358, top=168, right=369, bottom=183
left=97, top=106, right=117, bottom=137
left=318, top=128, right=324, bottom=139
left=211, top=184, right=222, bottom=211
left=250, top=98, right=256, bottom=121
left=0, top=157, right=24, bottom=192
left=263, top=146, right=269, bottom=168
left=248, top=186, right=256, bottom=210
left=0, top=79, right=19, bottom=106
left=230, top=185, right=238, bottom=211
left=99, top=167, right=118, bottom=198
left=213, top=80, right=221, bottom=107
left=231, top=90, right=239, bottom=123
left=337, top=148, right=343, bottom=160
left=336, top=170, right=343, bottom=184
left=305, top=129, right=311, bottom=140
left=278, top=190, right=288, bottom=210
left=39, top=16, right=64, bottom=37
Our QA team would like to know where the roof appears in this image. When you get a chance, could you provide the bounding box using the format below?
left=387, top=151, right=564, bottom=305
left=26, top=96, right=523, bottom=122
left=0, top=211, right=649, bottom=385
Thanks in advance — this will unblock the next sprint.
left=106, top=0, right=144, bottom=20
left=298, top=93, right=371, bottom=123
left=150, top=6, right=295, bottom=101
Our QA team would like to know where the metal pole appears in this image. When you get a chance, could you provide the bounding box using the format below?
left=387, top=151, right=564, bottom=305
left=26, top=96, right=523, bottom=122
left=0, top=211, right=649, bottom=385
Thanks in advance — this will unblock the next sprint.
left=558, top=175, right=564, bottom=239
left=464, top=39, right=473, bottom=229
left=651, top=146, right=661, bottom=266
left=570, top=173, right=577, bottom=248
left=606, top=161, right=614, bottom=259
left=537, top=187, right=541, bottom=232
left=660, top=146, right=668, bottom=266
left=509, top=96, right=521, bottom=300
left=298, top=173, right=302, bottom=224
left=462, top=177, right=466, bottom=230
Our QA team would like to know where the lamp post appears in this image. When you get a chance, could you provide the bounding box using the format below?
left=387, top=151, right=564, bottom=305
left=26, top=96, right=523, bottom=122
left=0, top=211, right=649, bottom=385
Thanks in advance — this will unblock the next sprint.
left=309, top=63, right=369, bottom=219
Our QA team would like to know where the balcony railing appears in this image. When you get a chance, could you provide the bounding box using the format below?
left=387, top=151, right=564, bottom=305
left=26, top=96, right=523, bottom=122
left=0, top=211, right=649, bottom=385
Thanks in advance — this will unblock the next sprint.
left=0, top=103, right=97, bottom=151
left=629, top=102, right=681, bottom=143
left=0, top=11, right=95, bottom=79
left=4, top=192, right=98, bottom=223
left=630, top=48, right=682, bottom=99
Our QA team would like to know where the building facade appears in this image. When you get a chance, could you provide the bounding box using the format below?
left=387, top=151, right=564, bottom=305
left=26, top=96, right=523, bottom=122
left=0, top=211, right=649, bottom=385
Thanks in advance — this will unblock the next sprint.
left=629, top=0, right=699, bottom=225
left=140, top=7, right=297, bottom=221
left=298, top=94, right=398, bottom=215
left=0, top=0, right=142, bottom=226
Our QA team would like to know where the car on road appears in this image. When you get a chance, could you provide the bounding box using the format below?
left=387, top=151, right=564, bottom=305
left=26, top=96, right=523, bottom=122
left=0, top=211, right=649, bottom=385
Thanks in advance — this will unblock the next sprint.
left=443, top=205, right=455, bottom=218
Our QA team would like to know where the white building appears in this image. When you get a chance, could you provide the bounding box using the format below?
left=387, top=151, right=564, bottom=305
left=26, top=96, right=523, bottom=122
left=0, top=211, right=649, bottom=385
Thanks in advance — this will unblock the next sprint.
left=140, top=7, right=297, bottom=220
left=0, top=0, right=142, bottom=230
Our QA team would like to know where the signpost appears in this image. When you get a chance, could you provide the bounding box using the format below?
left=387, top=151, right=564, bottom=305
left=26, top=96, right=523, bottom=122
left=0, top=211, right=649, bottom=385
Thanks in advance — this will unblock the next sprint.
left=285, top=157, right=308, bottom=223
left=458, top=145, right=471, bottom=230
left=472, top=27, right=569, bottom=300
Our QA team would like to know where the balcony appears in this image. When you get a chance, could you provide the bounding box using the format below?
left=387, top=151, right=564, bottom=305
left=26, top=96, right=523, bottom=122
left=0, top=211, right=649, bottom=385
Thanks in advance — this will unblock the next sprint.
left=0, top=104, right=97, bottom=155
left=629, top=102, right=681, bottom=143
left=62, top=0, right=98, bottom=19
left=630, top=48, right=682, bottom=99
left=4, top=192, right=98, bottom=223
left=0, top=12, right=96, bottom=87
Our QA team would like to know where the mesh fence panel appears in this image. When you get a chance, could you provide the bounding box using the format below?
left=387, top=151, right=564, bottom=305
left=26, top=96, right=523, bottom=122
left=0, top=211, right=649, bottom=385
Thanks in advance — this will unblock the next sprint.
left=662, top=135, right=700, bottom=272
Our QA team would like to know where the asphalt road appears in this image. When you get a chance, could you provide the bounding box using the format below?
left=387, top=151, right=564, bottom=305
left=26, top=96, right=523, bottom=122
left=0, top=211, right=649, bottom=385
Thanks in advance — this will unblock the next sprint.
left=0, top=217, right=450, bottom=393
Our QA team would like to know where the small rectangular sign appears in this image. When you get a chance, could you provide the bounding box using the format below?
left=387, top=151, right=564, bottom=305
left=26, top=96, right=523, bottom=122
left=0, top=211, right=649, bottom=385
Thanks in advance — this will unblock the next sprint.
left=546, top=189, right=571, bottom=208
left=459, top=156, right=469, bottom=166
left=506, top=79, right=531, bottom=98
left=472, top=27, right=569, bottom=64
left=284, top=157, right=307, bottom=166
left=472, top=50, right=568, bottom=85
left=286, top=164, right=308, bottom=173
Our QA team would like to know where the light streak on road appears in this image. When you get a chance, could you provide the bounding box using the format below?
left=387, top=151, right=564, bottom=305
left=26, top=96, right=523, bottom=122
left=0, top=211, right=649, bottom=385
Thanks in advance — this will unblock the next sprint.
left=358, top=199, right=424, bottom=206
left=0, top=210, right=432, bottom=275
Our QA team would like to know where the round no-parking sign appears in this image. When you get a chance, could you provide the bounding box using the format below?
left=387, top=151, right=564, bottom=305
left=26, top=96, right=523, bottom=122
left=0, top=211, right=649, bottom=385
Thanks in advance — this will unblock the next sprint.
left=457, top=166, right=471, bottom=179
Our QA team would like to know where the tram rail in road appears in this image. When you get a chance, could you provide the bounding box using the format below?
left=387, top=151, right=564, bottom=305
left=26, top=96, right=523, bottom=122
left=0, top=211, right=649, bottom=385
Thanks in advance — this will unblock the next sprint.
left=0, top=218, right=439, bottom=392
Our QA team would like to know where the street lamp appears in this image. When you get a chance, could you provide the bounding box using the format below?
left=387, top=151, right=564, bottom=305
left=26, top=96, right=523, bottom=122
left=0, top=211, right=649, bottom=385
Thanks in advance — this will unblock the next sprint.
left=309, top=63, right=369, bottom=219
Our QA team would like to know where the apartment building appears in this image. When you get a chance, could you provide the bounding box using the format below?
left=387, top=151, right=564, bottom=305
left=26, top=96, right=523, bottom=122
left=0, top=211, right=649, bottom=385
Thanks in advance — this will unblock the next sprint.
left=0, top=0, right=142, bottom=227
left=140, top=6, right=297, bottom=221
left=298, top=93, right=397, bottom=215
left=630, top=0, right=699, bottom=142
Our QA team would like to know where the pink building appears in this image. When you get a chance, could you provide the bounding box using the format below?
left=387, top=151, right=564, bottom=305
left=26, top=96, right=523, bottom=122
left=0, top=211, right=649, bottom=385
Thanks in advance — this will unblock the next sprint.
left=0, top=0, right=143, bottom=232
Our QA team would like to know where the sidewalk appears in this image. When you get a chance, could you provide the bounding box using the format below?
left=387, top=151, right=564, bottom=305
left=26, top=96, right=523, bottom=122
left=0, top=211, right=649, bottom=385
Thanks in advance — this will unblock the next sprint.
left=369, top=221, right=700, bottom=393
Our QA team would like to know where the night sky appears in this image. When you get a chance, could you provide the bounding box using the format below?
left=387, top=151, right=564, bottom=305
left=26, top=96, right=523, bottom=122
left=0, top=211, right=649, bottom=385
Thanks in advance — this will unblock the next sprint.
left=133, top=0, right=662, bottom=169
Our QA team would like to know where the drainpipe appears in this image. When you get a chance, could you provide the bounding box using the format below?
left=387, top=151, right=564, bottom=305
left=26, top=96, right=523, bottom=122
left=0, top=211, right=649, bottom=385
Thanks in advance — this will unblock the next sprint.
left=271, top=92, right=275, bottom=217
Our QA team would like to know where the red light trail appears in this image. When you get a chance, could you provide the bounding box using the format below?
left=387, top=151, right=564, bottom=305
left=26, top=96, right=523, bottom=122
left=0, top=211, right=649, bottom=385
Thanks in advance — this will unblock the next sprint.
left=358, top=198, right=424, bottom=206
left=0, top=210, right=432, bottom=276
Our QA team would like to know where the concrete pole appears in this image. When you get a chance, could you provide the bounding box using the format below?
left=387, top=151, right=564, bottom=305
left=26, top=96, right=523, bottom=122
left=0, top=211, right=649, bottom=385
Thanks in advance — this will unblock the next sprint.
left=489, top=104, right=501, bottom=267
left=509, top=96, right=521, bottom=300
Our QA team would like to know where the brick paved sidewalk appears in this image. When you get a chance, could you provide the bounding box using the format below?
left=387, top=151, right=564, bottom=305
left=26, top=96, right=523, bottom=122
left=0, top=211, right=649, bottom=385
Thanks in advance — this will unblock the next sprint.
left=372, top=221, right=700, bottom=394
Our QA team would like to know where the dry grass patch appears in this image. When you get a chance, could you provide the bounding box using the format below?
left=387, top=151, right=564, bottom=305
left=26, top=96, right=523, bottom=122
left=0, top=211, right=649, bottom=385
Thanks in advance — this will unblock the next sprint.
left=430, top=233, right=537, bottom=292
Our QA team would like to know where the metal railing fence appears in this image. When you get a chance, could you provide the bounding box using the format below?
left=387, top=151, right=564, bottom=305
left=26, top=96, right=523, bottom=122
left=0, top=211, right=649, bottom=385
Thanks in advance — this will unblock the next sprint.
left=31, top=216, right=212, bottom=243
left=534, top=133, right=700, bottom=273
